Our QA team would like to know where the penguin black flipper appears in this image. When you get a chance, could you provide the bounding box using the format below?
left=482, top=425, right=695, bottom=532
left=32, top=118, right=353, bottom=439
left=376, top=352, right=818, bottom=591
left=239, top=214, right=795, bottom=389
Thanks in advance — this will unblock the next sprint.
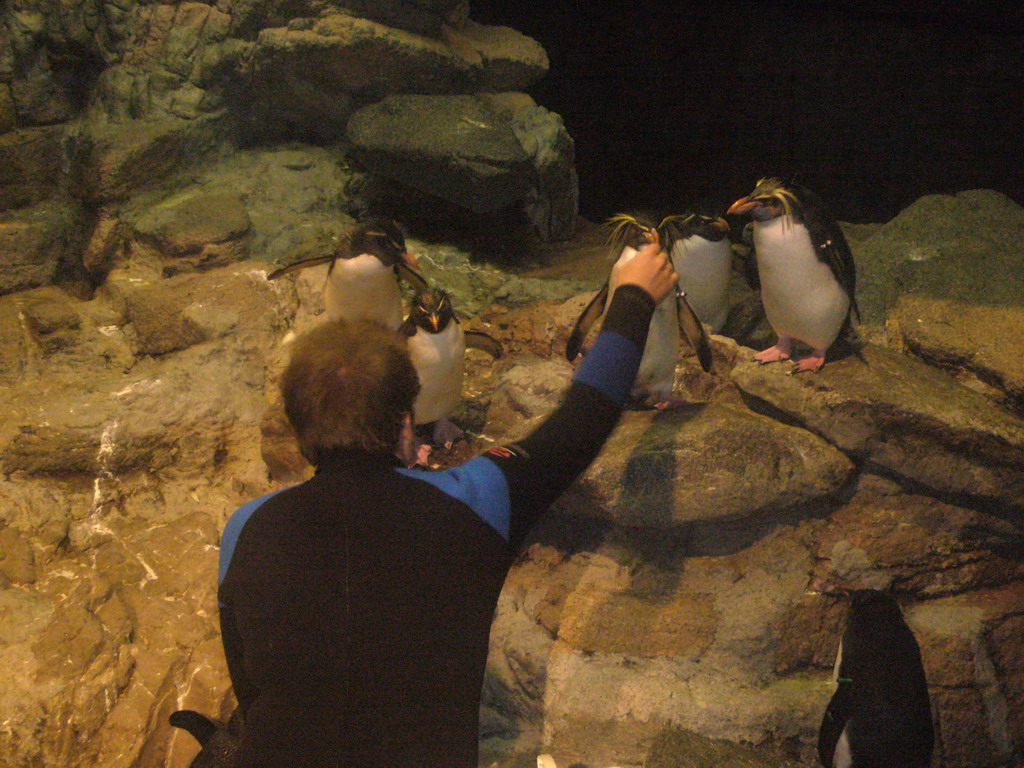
left=394, top=261, right=429, bottom=294
left=170, top=708, right=244, bottom=768
left=818, top=677, right=855, bottom=766
left=398, top=314, right=418, bottom=338
left=266, top=255, right=336, bottom=280
left=789, top=182, right=859, bottom=323
left=676, top=292, right=713, bottom=372
left=464, top=330, right=503, bottom=359
left=566, top=283, right=610, bottom=361
left=169, top=710, right=219, bottom=746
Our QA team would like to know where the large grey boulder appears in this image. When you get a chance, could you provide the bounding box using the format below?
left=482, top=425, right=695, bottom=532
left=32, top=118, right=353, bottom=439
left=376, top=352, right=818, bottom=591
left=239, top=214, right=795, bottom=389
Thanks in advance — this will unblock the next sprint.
left=558, top=403, right=855, bottom=528
left=347, top=94, right=532, bottom=211
left=348, top=93, right=578, bottom=240
left=887, top=293, right=1024, bottom=412
left=854, top=189, right=1024, bottom=325
left=730, top=344, right=1024, bottom=508
left=242, top=12, right=547, bottom=140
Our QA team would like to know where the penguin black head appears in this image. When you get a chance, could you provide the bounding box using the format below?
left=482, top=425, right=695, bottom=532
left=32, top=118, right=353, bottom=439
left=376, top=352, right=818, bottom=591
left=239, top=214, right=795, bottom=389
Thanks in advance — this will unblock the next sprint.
left=727, top=177, right=812, bottom=223
left=604, top=213, right=661, bottom=255
left=407, top=288, right=457, bottom=334
left=343, top=218, right=417, bottom=269
left=658, top=213, right=731, bottom=250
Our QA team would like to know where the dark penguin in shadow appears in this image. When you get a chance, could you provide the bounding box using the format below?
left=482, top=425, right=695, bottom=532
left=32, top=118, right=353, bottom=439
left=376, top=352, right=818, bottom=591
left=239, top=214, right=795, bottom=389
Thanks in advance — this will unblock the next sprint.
left=169, top=708, right=243, bottom=768
left=818, top=590, right=933, bottom=768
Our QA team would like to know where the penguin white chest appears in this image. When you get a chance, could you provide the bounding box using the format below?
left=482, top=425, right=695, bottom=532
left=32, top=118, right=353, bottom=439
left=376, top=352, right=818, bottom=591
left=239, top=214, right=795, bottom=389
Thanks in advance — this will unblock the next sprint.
left=609, top=247, right=678, bottom=399
left=671, top=235, right=733, bottom=332
left=754, top=217, right=850, bottom=349
left=323, top=255, right=403, bottom=330
left=408, top=324, right=465, bottom=425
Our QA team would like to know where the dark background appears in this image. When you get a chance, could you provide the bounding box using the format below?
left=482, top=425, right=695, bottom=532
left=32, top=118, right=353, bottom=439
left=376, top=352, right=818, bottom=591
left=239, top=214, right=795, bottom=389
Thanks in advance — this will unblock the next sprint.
left=471, top=0, right=1024, bottom=223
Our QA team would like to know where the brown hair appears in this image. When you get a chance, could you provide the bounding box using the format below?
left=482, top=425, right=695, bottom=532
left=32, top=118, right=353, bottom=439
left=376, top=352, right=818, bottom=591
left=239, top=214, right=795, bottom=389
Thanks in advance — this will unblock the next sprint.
left=280, top=319, right=420, bottom=464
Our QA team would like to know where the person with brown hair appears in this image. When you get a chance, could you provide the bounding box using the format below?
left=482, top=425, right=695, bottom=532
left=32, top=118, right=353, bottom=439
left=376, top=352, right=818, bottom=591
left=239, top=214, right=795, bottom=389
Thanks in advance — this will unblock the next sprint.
left=217, top=242, right=680, bottom=767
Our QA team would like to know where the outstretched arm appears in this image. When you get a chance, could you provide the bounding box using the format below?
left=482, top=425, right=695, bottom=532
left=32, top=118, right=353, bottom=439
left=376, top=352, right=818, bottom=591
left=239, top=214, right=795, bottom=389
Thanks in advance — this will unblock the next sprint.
left=399, top=244, right=677, bottom=550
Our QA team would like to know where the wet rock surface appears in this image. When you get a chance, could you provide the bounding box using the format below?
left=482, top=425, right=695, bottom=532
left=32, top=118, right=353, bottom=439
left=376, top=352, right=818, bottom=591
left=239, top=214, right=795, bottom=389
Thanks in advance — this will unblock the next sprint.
left=0, top=1, right=1023, bottom=764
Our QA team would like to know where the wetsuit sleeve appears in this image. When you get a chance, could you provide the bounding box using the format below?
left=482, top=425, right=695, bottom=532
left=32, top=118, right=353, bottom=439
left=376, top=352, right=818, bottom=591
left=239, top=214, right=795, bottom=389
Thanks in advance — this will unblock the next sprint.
left=217, top=493, right=283, bottom=715
left=218, top=599, right=260, bottom=714
left=487, top=283, right=655, bottom=548
left=397, top=285, right=654, bottom=551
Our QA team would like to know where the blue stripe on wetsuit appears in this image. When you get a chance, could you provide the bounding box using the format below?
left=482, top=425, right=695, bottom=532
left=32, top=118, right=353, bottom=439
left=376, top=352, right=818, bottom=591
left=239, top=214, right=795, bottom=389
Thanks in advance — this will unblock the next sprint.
left=219, top=488, right=288, bottom=586
left=571, top=329, right=642, bottom=405
left=397, top=455, right=512, bottom=540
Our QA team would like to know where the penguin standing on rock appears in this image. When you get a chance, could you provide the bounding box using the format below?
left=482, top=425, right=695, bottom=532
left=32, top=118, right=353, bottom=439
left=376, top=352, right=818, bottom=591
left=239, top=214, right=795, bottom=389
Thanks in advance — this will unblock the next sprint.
left=267, top=218, right=428, bottom=330
left=401, top=287, right=502, bottom=453
left=818, top=590, right=933, bottom=768
left=660, top=213, right=734, bottom=333
left=727, top=178, right=858, bottom=372
left=566, top=214, right=712, bottom=408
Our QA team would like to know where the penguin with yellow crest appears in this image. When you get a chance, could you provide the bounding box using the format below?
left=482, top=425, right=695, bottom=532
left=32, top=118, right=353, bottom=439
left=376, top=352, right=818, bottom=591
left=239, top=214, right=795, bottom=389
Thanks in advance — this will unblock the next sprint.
left=566, top=213, right=712, bottom=407
left=728, top=178, right=858, bottom=373
left=268, top=218, right=428, bottom=331
left=401, top=287, right=502, bottom=452
left=659, top=212, right=734, bottom=333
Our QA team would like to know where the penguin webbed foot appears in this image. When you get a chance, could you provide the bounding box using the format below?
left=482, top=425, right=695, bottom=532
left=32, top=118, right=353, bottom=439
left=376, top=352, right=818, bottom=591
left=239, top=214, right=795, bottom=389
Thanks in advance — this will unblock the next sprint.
left=754, top=344, right=792, bottom=365
left=792, top=353, right=827, bottom=374
left=651, top=395, right=691, bottom=410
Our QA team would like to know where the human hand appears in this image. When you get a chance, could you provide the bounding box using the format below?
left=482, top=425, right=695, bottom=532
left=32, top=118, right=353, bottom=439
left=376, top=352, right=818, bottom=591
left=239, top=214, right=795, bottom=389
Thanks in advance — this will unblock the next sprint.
left=616, top=242, right=679, bottom=303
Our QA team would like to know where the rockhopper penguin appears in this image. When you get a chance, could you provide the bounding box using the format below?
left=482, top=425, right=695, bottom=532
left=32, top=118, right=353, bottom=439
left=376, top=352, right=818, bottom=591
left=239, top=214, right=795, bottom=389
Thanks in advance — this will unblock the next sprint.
left=660, top=213, right=734, bottom=333
left=566, top=214, right=712, bottom=408
left=727, top=178, right=858, bottom=372
left=401, top=287, right=502, bottom=451
left=818, top=590, right=933, bottom=768
left=267, top=218, right=428, bottom=330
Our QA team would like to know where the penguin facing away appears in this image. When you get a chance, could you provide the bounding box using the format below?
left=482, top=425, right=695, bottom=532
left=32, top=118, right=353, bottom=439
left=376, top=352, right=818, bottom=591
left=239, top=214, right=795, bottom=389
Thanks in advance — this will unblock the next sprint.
left=401, top=287, right=502, bottom=451
left=566, top=214, right=712, bottom=408
left=659, top=213, right=734, bottom=333
left=727, top=178, right=858, bottom=373
left=818, top=590, right=933, bottom=768
left=267, top=218, right=428, bottom=331
left=169, top=709, right=243, bottom=768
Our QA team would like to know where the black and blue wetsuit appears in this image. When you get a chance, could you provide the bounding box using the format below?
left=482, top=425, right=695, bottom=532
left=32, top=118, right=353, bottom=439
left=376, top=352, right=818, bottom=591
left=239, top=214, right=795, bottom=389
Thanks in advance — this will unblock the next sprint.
left=217, top=285, right=656, bottom=767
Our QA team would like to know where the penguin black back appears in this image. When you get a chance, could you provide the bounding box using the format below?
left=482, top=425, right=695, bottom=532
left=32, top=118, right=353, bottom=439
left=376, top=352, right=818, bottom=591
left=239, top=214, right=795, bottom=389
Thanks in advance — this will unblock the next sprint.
left=170, top=708, right=243, bottom=768
left=343, top=217, right=409, bottom=267
left=818, top=590, right=933, bottom=768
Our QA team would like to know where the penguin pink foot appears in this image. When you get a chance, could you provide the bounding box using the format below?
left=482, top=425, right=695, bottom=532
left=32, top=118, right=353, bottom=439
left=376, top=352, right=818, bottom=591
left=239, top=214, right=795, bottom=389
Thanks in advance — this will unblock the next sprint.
left=754, top=337, right=793, bottom=365
left=652, top=396, right=691, bottom=410
left=793, top=349, right=828, bottom=373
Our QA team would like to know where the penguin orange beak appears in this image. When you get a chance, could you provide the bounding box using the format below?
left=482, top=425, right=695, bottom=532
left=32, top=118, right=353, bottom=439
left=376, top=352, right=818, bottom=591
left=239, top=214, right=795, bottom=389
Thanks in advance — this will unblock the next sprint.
left=713, top=217, right=729, bottom=232
left=403, top=250, right=419, bottom=269
left=727, top=196, right=757, bottom=215
left=429, top=314, right=439, bottom=331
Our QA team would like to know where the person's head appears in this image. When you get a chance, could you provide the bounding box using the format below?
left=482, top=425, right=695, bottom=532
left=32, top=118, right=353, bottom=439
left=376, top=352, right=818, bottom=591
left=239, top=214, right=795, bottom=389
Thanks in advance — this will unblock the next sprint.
left=280, top=319, right=420, bottom=465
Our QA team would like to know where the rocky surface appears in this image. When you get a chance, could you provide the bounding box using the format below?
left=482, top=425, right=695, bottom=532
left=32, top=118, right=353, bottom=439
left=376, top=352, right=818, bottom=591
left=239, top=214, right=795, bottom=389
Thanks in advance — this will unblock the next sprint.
left=1, top=2, right=1023, bottom=765
left=0, top=0, right=575, bottom=261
